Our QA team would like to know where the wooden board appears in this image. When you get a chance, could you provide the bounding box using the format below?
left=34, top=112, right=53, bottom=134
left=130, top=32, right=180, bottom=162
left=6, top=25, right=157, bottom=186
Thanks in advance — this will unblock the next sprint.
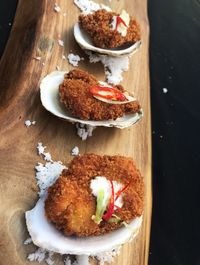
left=0, top=0, right=151, bottom=264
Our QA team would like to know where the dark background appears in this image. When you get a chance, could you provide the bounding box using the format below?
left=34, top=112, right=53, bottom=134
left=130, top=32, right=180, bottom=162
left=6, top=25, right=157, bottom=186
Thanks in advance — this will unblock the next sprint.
left=0, top=1, right=200, bottom=265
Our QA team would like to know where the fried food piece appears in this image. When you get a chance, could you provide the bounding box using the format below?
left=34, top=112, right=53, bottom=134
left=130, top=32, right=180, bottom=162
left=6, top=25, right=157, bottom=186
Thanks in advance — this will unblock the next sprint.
left=45, top=154, right=144, bottom=237
left=79, top=9, right=141, bottom=49
left=59, top=69, right=141, bottom=120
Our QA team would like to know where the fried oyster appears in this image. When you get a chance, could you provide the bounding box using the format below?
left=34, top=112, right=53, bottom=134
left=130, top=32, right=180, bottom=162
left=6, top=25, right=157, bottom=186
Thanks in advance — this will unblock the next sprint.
left=79, top=9, right=141, bottom=49
left=45, top=154, right=144, bottom=237
left=59, top=69, right=141, bottom=121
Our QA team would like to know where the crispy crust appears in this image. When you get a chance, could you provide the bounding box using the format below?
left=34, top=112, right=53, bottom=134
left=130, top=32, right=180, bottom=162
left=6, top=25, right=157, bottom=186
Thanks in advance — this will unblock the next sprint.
left=79, top=9, right=141, bottom=49
left=59, top=69, right=141, bottom=120
left=45, top=154, right=144, bottom=237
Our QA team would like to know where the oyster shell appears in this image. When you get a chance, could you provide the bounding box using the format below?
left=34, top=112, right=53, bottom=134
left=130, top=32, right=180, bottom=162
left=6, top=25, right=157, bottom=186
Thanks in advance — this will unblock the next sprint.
left=74, top=22, right=141, bottom=57
left=25, top=196, right=142, bottom=255
left=40, top=71, right=143, bottom=129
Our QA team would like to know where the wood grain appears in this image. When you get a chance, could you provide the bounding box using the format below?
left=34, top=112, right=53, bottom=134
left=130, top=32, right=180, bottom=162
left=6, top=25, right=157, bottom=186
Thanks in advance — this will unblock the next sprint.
left=0, top=0, right=151, bottom=265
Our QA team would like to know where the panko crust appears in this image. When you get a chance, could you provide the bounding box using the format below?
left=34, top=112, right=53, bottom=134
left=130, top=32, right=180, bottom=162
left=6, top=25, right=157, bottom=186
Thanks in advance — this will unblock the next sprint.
left=79, top=9, right=141, bottom=49
left=45, top=154, right=144, bottom=237
left=59, top=69, right=141, bottom=120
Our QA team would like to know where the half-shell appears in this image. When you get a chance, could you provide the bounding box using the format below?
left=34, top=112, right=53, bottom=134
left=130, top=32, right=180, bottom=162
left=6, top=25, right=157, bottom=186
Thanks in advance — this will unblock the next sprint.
left=40, top=71, right=143, bottom=129
left=25, top=196, right=142, bottom=255
left=74, top=23, right=141, bottom=57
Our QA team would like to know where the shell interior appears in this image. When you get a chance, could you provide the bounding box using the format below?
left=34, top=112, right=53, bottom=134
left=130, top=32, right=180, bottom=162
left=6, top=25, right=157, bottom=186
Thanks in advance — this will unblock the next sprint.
left=74, top=22, right=141, bottom=57
left=25, top=197, right=142, bottom=255
left=40, top=71, right=143, bottom=129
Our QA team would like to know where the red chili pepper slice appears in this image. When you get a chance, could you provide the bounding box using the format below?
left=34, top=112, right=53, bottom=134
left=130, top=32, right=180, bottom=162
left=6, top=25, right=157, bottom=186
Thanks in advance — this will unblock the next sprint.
left=103, top=180, right=115, bottom=221
left=116, top=16, right=127, bottom=30
left=103, top=181, right=131, bottom=222
left=90, top=85, right=127, bottom=101
left=115, top=182, right=131, bottom=202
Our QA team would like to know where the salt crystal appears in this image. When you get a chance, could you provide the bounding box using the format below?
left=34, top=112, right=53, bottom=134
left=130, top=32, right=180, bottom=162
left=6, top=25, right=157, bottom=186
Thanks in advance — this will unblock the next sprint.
left=76, top=123, right=96, bottom=140
left=43, top=152, right=52, bottom=162
left=24, top=237, right=32, bottom=245
left=45, top=251, right=55, bottom=265
left=67, top=53, right=83, bottom=67
left=64, top=257, right=78, bottom=265
left=163, top=88, right=168, bottom=93
left=36, top=143, right=52, bottom=161
left=62, top=55, right=66, bottom=60
left=37, top=142, right=46, bottom=155
left=24, top=120, right=32, bottom=127
left=33, top=56, right=41, bottom=61
left=25, top=120, right=36, bottom=127
left=86, top=51, right=129, bottom=85
left=46, top=257, right=54, bottom=265
left=58, top=39, right=64, bottom=47
left=56, top=65, right=60, bottom=70
left=63, top=13, right=67, bottom=16
left=35, top=160, right=65, bottom=196
left=54, top=3, right=61, bottom=13
left=71, top=146, right=80, bottom=156
left=28, top=248, right=55, bottom=264
left=28, top=248, right=46, bottom=263
left=95, top=248, right=120, bottom=265
left=74, top=0, right=111, bottom=14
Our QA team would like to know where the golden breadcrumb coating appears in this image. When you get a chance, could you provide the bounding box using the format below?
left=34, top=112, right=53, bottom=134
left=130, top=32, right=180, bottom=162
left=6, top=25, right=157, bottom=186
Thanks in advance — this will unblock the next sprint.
left=79, top=9, right=141, bottom=48
left=59, top=69, right=141, bottom=120
left=45, top=154, right=144, bottom=237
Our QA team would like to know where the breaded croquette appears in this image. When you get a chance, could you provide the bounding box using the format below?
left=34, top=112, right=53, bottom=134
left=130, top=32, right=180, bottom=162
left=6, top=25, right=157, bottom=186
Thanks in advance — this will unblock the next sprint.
left=79, top=9, right=141, bottom=49
left=45, top=154, right=144, bottom=237
left=59, top=69, right=141, bottom=120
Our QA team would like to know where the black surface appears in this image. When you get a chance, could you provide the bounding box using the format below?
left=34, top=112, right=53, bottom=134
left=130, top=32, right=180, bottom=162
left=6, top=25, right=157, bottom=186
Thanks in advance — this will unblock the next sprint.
left=0, top=1, right=200, bottom=265
left=149, top=1, right=200, bottom=265
left=0, top=0, right=18, bottom=56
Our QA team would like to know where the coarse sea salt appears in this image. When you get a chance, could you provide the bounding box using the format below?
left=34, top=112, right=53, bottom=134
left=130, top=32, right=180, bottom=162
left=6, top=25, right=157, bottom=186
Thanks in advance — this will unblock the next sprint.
left=25, top=120, right=36, bottom=127
left=163, top=88, right=168, bottom=93
left=33, top=56, right=42, bottom=61
left=35, top=161, right=65, bottom=196
left=54, top=3, right=61, bottom=13
left=67, top=53, right=83, bottom=67
left=28, top=248, right=54, bottom=265
left=71, top=146, right=80, bottom=156
left=86, top=51, right=130, bottom=85
left=95, top=247, right=121, bottom=265
left=37, top=142, right=53, bottom=162
left=58, top=39, right=64, bottom=47
left=76, top=123, right=96, bottom=140
left=64, top=257, right=78, bottom=265
left=74, top=0, right=111, bottom=14
left=24, top=237, right=32, bottom=245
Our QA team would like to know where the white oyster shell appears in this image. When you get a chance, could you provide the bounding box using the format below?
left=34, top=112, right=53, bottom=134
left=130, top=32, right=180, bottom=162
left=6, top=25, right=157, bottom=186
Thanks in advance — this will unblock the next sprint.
left=25, top=197, right=142, bottom=255
left=74, top=22, right=141, bottom=57
left=40, top=71, right=143, bottom=129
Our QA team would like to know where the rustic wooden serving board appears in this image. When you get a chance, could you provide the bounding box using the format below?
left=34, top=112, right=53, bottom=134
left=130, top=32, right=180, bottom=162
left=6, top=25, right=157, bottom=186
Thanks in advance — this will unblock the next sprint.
left=0, top=0, right=151, bottom=264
